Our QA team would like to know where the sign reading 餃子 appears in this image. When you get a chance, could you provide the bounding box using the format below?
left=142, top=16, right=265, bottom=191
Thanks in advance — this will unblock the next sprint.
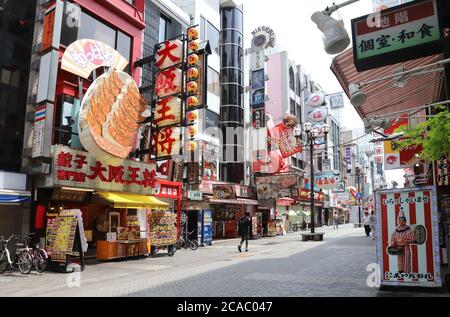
left=78, top=68, right=147, bottom=164
left=61, top=39, right=129, bottom=79
left=52, top=146, right=157, bottom=195
left=376, top=187, right=442, bottom=288
left=352, top=0, right=442, bottom=72
left=255, top=174, right=299, bottom=200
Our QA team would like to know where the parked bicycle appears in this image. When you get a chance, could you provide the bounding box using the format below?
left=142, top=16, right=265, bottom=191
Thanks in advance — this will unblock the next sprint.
left=24, top=233, right=48, bottom=273
left=175, top=229, right=199, bottom=251
left=0, top=235, right=33, bottom=274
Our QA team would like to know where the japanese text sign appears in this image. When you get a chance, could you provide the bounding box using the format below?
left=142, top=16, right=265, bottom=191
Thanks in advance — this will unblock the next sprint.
left=434, top=155, right=450, bottom=186
left=154, top=97, right=182, bottom=128
left=61, top=40, right=129, bottom=79
left=155, top=40, right=183, bottom=69
left=255, top=174, right=299, bottom=200
left=376, top=187, right=442, bottom=288
left=352, top=0, right=441, bottom=71
left=52, top=146, right=156, bottom=195
left=155, top=127, right=182, bottom=158
left=272, top=124, right=303, bottom=159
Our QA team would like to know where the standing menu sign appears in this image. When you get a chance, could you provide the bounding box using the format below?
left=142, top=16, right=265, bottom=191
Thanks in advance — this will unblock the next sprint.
left=376, top=187, right=442, bottom=287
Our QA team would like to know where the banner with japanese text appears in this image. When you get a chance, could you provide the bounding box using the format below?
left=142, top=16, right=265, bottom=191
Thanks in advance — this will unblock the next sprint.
left=52, top=146, right=157, bottom=195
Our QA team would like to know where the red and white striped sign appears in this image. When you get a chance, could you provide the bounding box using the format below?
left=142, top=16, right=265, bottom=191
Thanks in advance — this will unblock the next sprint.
left=376, top=188, right=441, bottom=287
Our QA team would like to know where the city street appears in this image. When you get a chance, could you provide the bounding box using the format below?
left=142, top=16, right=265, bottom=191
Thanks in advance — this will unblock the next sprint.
left=0, top=224, right=448, bottom=297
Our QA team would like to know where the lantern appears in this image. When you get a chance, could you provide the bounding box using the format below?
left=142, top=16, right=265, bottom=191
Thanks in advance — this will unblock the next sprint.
left=187, top=111, right=198, bottom=122
left=187, top=96, right=199, bottom=108
left=187, top=68, right=199, bottom=81
left=186, top=81, right=198, bottom=94
left=188, top=126, right=197, bottom=137
left=188, top=28, right=199, bottom=41
left=188, top=54, right=199, bottom=67
left=189, top=41, right=199, bottom=52
left=186, top=141, right=197, bottom=152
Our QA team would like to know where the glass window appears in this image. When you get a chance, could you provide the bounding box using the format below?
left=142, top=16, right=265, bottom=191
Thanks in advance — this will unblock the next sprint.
left=221, top=8, right=243, bottom=31
left=207, top=67, right=220, bottom=97
left=222, top=68, right=243, bottom=86
left=290, top=99, right=295, bottom=116
left=289, top=67, right=295, bottom=91
left=159, top=14, right=170, bottom=43
left=200, top=16, right=206, bottom=41
left=221, top=30, right=243, bottom=47
left=206, top=21, right=220, bottom=55
left=220, top=45, right=243, bottom=69
left=116, top=31, right=131, bottom=73
left=205, top=109, right=220, bottom=129
left=79, top=11, right=116, bottom=48
left=221, top=84, right=243, bottom=107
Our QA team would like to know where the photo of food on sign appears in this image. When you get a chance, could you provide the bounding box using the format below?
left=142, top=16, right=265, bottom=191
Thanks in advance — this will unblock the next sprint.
left=78, top=68, right=148, bottom=164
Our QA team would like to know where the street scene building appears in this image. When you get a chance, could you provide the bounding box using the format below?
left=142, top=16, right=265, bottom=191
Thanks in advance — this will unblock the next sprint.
left=0, top=0, right=450, bottom=300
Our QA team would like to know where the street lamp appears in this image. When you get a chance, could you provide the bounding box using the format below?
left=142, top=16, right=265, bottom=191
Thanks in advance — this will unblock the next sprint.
left=303, top=122, right=322, bottom=234
left=355, top=162, right=362, bottom=227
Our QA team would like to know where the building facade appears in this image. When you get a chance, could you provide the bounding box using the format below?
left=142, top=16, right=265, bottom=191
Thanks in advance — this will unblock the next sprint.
left=0, top=0, right=36, bottom=237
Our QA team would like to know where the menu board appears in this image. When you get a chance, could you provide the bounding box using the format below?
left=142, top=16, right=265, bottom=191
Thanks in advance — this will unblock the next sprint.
left=51, top=217, right=78, bottom=262
left=148, top=212, right=177, bottom=246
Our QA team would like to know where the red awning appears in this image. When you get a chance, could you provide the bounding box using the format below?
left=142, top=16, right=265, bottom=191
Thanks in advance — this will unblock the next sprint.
left=331, top=49, right=444, bottom=119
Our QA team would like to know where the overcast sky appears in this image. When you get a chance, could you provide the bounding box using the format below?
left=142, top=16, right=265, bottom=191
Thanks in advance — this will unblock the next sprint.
left=242, top=0, right=404, bottom=186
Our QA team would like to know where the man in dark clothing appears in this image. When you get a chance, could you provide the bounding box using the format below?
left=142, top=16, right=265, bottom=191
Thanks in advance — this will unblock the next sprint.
left=238, top=212, right=251, bottom=252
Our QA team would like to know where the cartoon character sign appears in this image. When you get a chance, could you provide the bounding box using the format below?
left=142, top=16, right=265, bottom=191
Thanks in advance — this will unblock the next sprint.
left=376, top=188, right=442, bottom=288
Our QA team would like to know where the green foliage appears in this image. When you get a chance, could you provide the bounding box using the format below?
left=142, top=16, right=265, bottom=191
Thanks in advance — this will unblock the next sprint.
left=395, top=107, right=450, bottom=161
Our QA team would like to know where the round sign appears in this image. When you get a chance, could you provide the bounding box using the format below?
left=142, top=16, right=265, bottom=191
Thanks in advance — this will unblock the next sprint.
left=305, top=92, right=326, bottom=107
left=308, top=107, right=328, bottom=123
left=251, top=26, right=276, bottom=50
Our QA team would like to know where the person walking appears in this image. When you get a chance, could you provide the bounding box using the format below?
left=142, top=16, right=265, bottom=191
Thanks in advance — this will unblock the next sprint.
left=362, top=212, right=371, bottom=237
left=333, top=212, right=339, bottom=229
left=370, top=211, right=377, bottom=240
left=238, top=212, right=251, bottom=253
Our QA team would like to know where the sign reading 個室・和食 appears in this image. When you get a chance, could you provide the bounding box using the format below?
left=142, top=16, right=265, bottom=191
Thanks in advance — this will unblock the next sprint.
left=351, top=0, right=442, bottom=71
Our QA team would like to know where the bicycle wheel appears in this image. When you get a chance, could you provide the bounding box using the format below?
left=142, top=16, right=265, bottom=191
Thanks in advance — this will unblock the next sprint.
left=17, top=251, right=32, bottom=274
left=0, top=251, right=8, bottom=273
left=189, top=240, right=199, bottom=251
left=35, top=249, right=48, bottom=273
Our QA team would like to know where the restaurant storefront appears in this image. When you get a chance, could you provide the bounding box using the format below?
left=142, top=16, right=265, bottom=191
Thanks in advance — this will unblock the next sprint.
left=33, top=146, right=180, bottom=265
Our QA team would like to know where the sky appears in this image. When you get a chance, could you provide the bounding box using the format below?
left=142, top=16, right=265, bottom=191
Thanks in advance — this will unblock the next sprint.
left=242, top=0, right=405, bottom=186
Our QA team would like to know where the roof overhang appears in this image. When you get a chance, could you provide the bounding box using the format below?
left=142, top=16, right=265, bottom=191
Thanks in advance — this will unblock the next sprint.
left=331, top=48, right=445, bottom=120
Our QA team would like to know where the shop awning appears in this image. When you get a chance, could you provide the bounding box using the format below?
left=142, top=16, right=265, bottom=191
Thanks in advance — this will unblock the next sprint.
left=205, top=196, right=259, bottom=206
left=98, top=192, right=169, bottom=210
left=0, top=190, right=31, bottom=204
left=331, top=49, right=444, bottom=119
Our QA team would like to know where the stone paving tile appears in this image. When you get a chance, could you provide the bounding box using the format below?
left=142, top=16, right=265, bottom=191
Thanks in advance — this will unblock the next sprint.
left=0, top=225, right=448, bottom=297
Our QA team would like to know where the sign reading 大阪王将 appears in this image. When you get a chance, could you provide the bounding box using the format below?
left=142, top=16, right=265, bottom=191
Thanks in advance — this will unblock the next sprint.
left=352, top=0, right=442, bottom=71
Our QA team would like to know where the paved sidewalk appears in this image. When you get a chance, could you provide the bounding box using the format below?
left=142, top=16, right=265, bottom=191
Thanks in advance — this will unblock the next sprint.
left=0, top=225, right=448, bottom=297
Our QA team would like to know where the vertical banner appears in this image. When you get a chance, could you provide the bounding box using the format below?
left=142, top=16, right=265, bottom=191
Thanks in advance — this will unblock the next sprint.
left=434, top=156, right=450, bottom=186
left=345, top=146, right=352, bottom=173
left=376, top=187, right=441, bottom=288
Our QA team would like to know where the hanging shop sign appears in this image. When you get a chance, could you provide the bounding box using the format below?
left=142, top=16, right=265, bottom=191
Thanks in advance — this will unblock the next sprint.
left=352, top=0, right=442, bottom=72
left=255, top=174, right=299, bottom=200
left=346, top=146, right=352, bottom=174
left=315, top=171, right=341, bottom=190
left=212, top=184, right=237, bottom=200
left=51, top=188, right=86, bottom=202
left=251, top=26, right=276, bottom=50
left=153, top=181, right=181, bottom=199
left=376, top=187, right=442, bottom=288
left=434, top=155, right=450, bottom=186
left=305, top=92, right=326, bottom=108
left=154, top=97, right=182, bottom=128
left=78, top=68, right=147, bottom=164
left=298, top=188, right=325, bottom=203
left=41, top=3, right=57, bottom=52
left=32, top=104, right=54, bottom=158
left=272, top=124, right=303, bottom=159
left=187, top=190, right=203, bottom=201
left=155, top=40, right=183, bottom=69
left=155, top=67, right=183, bottom=99
left=307, top=107, right=329, bottom=123
left=329, top=93, right=345, bottom=109
left=154, top=127, right=182, bottom=159
left=52, top=146, right=157, bottom=195
left=61, top=39, right=129, bottom=79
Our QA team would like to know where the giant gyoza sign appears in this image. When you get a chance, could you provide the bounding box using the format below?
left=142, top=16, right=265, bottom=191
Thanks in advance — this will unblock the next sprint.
left=352, top=0, right=442, bottom=71
left=376, top=187, right=442, bottom=288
